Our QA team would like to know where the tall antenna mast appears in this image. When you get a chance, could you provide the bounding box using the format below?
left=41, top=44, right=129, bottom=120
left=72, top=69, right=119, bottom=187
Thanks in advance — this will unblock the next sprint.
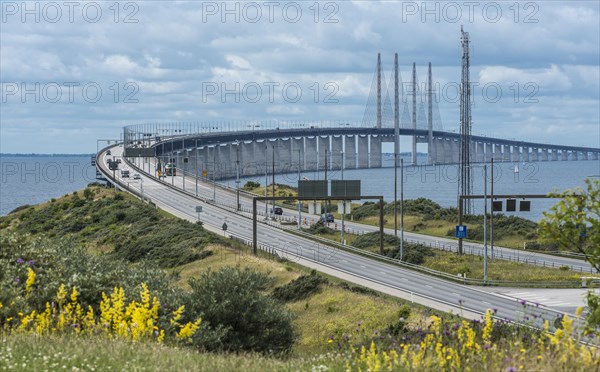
left=428, top=62, right=433, bottom=165
left=459, top=26, right=473, bottom=217
left=412, top=62, right=417, bottom=165
left=377, top=53, right=382, bottom=128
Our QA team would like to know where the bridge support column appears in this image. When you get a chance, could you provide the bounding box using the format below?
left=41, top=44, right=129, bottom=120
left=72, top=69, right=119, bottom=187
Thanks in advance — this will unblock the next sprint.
left=522, top=147, right=530, bottom=162
left=541, top=148, right=549, bottom=161
left=561, top=150, right=568, bottom=161
left=485, top=143, right=493, bottom=162
left=582, top=151, right=588, bottom=160
left=592, top=152, right=598, bottom=161
left=493, top=144, right=502, bottom=161
left=370, top=135, right=382, bottom=168
left=571, top=151, right=578, bottom=161
left=291, top=137, right=304, bottom=172
left=433, top=138, right=445, bottom=164
left=239, top=141, right=255, bottom=177
left=217, top=144, right=232, bottom=179
left=551, top=149, right=558, bottom=161
left=277, top=138, right=292, bottom=173
left=476, top=142, right=484, bottom=163
left=469, top=141, right=476, bottom=163
left=254, top=141, right=267, bottom=176
left=443, top=139, right=452, bottom=163
left=331, top=135, right=343, bottom=170
left=344, top=135, right=356, bottom=169
left=305, top=137, right=318, bottom=171
left=451, top=139, right=460, bottom=164
left=503, top=145, right=511, bottom=162
left=318, top=136, right=330, bottom=170
left=531, top=148, right=538, bottom=162
left=357, top=135, right=369, bottom=168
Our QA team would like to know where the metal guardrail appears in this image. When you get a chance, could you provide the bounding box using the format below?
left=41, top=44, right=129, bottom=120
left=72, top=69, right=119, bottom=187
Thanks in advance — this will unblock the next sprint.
left=108, top=149, right=596, bottom=287
left=280, top=227, right=590, bottom=288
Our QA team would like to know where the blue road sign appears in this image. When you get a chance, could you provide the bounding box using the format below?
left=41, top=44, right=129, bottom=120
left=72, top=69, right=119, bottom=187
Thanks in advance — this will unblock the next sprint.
left=455, top=225, right=467, bottom=239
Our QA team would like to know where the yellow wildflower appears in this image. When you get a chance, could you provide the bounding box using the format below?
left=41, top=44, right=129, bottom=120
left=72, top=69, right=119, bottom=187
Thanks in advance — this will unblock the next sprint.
left=25, top=268, right=36, bottom=294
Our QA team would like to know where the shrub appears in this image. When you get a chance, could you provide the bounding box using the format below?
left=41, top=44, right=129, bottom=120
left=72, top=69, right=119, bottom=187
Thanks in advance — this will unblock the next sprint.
left=243, top=181, right=260, bottom=190
left=271, top=270, right=327, bottom=302
left=182, top=266, right=297, bottom=354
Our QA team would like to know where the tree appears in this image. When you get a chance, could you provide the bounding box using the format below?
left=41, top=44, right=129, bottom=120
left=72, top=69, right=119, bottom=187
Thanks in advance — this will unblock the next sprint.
left=537, top=178, right=599, bottom=271
left=538, top=178, right=600, bottom=329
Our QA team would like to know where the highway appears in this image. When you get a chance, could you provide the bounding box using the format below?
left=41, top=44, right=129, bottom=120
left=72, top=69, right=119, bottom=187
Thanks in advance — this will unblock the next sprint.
left=97, top=145, right=589, bottom=330
left=127, top=154, right=596, bottom=274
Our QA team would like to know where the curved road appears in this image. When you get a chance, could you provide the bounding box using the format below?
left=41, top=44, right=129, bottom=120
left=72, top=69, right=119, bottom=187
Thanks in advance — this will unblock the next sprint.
left=99, top=146, right=589, bottom=330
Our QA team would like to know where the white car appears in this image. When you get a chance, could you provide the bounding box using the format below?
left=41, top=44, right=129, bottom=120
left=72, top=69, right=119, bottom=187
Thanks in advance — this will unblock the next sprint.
left=133, top=173, right=141, bottom=180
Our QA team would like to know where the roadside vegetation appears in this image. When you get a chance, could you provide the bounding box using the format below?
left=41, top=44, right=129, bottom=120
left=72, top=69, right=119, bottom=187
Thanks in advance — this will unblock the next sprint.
left=1, top=184, right=598, bottom=370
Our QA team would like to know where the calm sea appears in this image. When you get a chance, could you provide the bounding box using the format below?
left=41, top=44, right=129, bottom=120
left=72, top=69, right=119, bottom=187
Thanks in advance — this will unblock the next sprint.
left=1, top=154, right=598, bottom=221
left=234, top=155, right=600, bottom=222
left=1, top=155, right=96, bottom=216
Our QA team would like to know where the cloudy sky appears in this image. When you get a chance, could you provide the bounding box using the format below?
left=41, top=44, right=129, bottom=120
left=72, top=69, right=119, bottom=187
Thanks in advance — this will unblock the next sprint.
left=1, top=0, right=599, bottom=153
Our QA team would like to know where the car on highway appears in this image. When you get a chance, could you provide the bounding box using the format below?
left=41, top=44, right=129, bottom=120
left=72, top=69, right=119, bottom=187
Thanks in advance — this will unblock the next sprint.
left=273, top=207, right=283, bottom=215
left=106, top=150, right=111, bottom=155
left=320, top=213, right=334, bottom=223
left=121, top=169, right=130, bottom=178
left=133, top=173, right=141, bottom=180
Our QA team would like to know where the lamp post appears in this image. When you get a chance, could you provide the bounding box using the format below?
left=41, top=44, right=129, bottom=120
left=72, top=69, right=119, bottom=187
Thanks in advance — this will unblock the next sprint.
left=272, top=144, right=275, bottom=219
left=297, top=149, right=302, bottom=229
left=265, top=143, right=268, bottom=218
left=212, top=146, right=216, bottom=202
left=235, top=141, right=240, bottom=211
left=484, top=164, right=488, bottom=284
left=400, top=158, right=404, bottom=260
left=341, top=150, right=346, bottom=245
left=195, top=138, right=199, bottom=197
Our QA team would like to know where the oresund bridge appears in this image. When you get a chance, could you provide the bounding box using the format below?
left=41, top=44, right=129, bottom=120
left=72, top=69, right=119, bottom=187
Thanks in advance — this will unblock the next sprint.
left=122, top=120, right=599, bottom=181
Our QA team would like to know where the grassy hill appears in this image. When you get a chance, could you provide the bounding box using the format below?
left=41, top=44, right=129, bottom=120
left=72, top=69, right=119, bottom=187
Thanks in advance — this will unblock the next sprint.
left=1, top=185, right=597, bottom=371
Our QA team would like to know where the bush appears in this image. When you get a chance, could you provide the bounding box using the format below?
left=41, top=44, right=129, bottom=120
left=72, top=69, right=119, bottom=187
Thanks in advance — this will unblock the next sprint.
left=271, top=270, right=327, bottom=302
left=182, top=266, right=297, bottom=354
left=304, top=220, right=334, bottom=234
left=243, top=181, right=260, bottom=190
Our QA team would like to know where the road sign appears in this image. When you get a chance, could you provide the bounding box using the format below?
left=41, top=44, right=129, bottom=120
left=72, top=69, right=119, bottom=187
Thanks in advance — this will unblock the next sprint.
left=298, top=180, right=328, bottom=198
left=222, top=222, right=228, bottom=231
left=195, top=206, right=203, bottom=213
left=331, top=180, right=361, bottom=198
left=455, top=225, right=467, bottom=238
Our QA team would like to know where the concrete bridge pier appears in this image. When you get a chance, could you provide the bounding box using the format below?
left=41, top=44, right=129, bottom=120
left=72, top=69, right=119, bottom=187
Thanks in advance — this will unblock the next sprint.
left=370, top=135, right=382, bottom=168
left=561, top=150, right=568, bottom=161
left=581, top=151, right=588, bottom=160
left=344, top=135, right=357, bottom=169
left=551, top=149, right=558, bottom=161
left=485, top=143, right=493, bottom=162
left=451, top=139, right=460, bottom=164
left=503, top=145, right=511, bottom=162
left=592, top=152, right=598, bottom=160
left=531, top=148, right=539, bottom=162
left=433, top=138, right=448, bottom=164
left=291, top=137, right=305, bottom=172
left=253, top=141, right=267, bottom=176
left=331, top=135, right=344, bottom=170
left=305, top=137, right=318, bottom=171
left=571, top=151, right=578, bottom=161
left=476, top=142, right=484, bottom=163
left=277, top=138, right=292, bottom=173
left=217, top=144, right=232, bottom=179
left=239, top=141, right=255, bottom=178
left=541, top=148, right=549, bottom=161
left=493, top=144, right=502, bottom=161
left=522, top=147, right=530, bottom=162
left=318, top=136, right=331, bottom=170
left=357, top=135, right=369, bottom=168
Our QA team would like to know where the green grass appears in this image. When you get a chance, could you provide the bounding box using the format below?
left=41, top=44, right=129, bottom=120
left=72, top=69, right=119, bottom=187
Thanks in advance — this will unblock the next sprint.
left=299, top=229, right=595, bottom=284
left=0, top=334, right=323, bottom=371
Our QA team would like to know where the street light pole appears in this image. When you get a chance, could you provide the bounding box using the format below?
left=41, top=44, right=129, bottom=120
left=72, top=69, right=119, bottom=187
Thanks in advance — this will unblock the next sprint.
left=400, top=158, right=404, bottom=260
left=341, top=150, right=345, bottom=245
left=212, top=146, right=216, bottom=202
left=484, top=164, right=488, bottom=284
left=297, top=149, right=301, bottom=229
left=195, top=138, right=198, bottom=197
left=272, top=144, right=275, bottom=219
left=264, top=143, right=268, bottom=218
left=490, top=157, right=494, bottom=258
left=236, top=142, right=240, bottom=211
left=394, top=152, right=398, bottom=236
